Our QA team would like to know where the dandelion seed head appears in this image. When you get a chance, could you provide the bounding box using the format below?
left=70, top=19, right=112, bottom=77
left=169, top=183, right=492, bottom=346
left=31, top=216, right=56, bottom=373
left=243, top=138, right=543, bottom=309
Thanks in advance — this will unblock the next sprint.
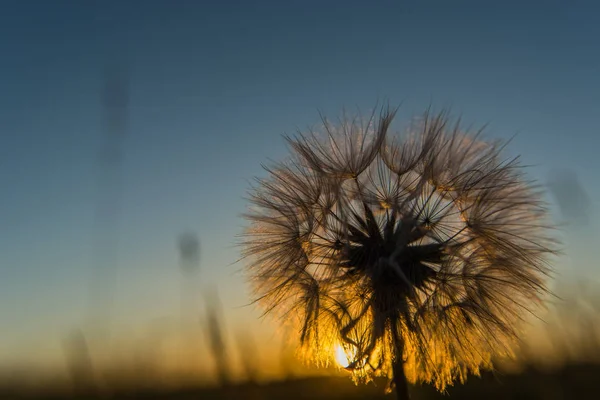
left=241, top=107, right=556, bottom=390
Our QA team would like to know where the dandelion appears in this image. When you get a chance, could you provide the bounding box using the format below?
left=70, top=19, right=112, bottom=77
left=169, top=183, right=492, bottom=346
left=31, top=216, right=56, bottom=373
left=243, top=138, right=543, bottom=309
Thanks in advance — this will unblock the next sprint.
left=241, top=106, right=556, bottom=399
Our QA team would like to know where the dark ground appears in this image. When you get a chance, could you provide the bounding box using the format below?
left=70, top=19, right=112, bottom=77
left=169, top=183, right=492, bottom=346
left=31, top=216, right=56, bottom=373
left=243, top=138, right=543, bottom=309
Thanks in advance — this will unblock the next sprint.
left=2, top=362, right=598, bottom=400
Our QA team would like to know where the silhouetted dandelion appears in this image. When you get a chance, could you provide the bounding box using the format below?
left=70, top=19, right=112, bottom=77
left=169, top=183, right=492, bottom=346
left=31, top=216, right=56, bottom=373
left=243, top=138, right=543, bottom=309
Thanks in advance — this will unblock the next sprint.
left=241, top=106, right=556, bottom=399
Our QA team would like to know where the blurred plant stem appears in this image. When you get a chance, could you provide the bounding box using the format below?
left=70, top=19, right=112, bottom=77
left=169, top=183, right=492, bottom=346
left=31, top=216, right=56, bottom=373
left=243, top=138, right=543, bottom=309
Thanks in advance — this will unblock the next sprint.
left=63, top=329, right=96, bottom=395
left=203, top=287, right=231, bottom=386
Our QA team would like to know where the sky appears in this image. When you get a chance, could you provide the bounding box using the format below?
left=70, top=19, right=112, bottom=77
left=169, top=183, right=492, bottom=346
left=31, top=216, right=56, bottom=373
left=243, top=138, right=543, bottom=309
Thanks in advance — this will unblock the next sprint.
left=0, top=0, right=599, bottom=371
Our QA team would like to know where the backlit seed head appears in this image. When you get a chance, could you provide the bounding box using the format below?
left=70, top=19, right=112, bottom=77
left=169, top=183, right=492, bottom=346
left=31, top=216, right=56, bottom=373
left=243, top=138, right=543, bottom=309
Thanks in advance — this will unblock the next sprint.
left=241, top=107, right=556, bottom=390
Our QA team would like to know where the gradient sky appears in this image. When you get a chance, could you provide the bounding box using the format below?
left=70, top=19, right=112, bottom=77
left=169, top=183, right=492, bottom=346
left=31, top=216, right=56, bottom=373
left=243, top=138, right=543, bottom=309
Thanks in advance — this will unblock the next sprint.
left=1, top=0, right=599, bottom=368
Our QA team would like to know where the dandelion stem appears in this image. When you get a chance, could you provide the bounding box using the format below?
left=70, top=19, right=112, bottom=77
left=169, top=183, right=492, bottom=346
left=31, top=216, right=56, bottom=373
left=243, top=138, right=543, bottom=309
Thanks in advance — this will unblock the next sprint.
left=392, top=323, right=410, bottom=400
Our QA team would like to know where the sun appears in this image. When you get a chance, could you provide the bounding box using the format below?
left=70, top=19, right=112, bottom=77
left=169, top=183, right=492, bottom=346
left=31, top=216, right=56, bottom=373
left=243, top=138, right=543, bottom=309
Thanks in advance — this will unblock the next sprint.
left=334, top=344, right=353, bottom=368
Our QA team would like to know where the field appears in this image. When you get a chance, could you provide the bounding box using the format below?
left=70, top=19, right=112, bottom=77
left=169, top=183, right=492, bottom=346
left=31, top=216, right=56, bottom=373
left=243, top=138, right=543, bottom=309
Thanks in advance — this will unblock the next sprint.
left=2, top=361, right=599, bottom=400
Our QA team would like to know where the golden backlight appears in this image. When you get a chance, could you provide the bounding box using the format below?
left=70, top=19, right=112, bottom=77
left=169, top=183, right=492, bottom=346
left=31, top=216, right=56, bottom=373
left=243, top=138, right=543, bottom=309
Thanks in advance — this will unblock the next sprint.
left=334, top=344, right=353, bottom=368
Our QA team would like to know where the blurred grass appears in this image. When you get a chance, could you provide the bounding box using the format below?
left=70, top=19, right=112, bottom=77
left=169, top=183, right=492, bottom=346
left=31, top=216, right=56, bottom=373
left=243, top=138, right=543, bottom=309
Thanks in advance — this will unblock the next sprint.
left=2, top=364, right=600, bottom=399
left=2, top=282, right=599, bottom=399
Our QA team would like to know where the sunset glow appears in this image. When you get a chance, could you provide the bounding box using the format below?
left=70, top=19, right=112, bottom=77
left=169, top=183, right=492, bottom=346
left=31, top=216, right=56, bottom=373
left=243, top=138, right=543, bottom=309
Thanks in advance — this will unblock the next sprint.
left=334, top=344, right=353, bottom=368
left=1, top=1, right=599, bottom=399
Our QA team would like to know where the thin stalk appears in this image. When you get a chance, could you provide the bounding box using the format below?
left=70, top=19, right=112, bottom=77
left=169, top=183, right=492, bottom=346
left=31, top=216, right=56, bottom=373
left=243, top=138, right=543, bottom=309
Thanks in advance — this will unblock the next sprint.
left=391, top=324, right=410, bottom=400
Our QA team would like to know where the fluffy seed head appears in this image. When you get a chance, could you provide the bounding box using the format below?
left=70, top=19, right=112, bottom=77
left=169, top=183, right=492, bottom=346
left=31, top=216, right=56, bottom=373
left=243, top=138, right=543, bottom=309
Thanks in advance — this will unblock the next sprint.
left=241, top=107, right=556, bottom=390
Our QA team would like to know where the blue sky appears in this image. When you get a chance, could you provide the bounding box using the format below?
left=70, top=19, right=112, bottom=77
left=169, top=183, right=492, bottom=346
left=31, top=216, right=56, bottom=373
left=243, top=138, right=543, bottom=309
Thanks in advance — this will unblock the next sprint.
left=0, top=0, right=599, bottom=366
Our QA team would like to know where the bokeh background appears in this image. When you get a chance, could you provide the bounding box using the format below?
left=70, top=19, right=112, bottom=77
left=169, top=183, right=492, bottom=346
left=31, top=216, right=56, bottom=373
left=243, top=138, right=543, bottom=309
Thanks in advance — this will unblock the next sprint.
left=1, top=0, right=599, bottom=398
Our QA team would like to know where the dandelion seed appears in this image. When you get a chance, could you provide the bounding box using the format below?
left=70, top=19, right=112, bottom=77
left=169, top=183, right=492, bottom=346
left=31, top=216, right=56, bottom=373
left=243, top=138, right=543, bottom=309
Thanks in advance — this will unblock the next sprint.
left=241, top=106, right=557, bottom=399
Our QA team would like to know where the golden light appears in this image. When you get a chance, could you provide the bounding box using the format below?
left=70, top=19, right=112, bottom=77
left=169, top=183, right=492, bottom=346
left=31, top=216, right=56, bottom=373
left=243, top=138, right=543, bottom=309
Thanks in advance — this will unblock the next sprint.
left=334, top=344, right=353, bottom=368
